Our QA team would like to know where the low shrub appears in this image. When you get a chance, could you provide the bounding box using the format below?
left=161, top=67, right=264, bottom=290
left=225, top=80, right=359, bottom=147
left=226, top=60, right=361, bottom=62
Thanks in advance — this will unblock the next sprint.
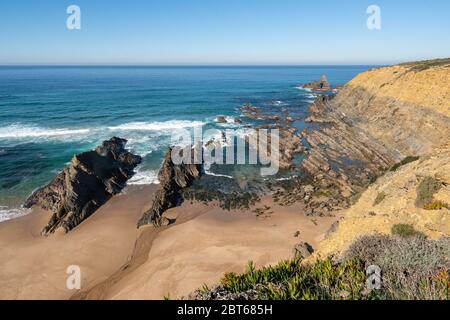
left=423, top=200, right=449, bottom=211
left=390, top=156, right=420, bottom=172
left=391, top=224, right=420, bottom=237
left=342, top=234, right=450, bottom=300
left=373, top=192, right=386, bottom=206
left=416, top=176, right=442, bottom=207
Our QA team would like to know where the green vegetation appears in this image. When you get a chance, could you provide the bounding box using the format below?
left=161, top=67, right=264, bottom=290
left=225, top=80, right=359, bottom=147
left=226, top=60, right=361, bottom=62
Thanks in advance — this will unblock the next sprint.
left=423, top=200, right=449, bottom=211
left=373, top=191, right=386, bottom=206
left=390, top=156, right=420, bottom=172
left=401, top=58, right=450, bottom=72
left=391, top=224, right=421, bottom=237
left=416, top=176, right=443, bottom=208
left=217, top=258, right=369, bottom=300
left=196, top=235, right=450, bottom=300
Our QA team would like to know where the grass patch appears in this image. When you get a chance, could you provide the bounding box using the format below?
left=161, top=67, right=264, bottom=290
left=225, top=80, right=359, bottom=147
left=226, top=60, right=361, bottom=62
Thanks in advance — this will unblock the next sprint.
left=416, top=176, right=443, bottom=208
left=390, top=156, right=420, bottom=172
left=373, top=192, right=386, bottom=206
left=391, top=224, right=420, bottom=237
left=424, top=200, right=449, bottom=211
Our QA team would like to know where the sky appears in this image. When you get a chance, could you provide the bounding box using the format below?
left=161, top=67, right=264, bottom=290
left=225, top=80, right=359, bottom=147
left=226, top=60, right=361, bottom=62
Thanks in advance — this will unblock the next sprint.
left=1, top=0, right=449, bottom=65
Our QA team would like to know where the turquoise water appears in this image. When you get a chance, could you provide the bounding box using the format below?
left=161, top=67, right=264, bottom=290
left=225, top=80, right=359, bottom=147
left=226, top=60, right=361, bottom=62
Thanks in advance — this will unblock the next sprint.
left=0, top=66, right=373, bottom=217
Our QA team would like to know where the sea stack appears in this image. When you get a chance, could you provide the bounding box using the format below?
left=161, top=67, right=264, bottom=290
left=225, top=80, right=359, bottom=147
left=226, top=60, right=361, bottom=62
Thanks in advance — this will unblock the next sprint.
left=24, top=137, right=142, bottom=235
left=302, top=75, right=332, bottom=92
left=137, top=147, right=202, bottom=227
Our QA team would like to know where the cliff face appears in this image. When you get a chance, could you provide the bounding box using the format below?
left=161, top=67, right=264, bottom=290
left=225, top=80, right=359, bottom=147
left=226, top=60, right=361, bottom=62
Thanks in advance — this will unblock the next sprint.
left=314, top=59, right=450, bottom=257
left=316, top=144, right=450, bottom=257
left=331, top=60, right=450, bottom=155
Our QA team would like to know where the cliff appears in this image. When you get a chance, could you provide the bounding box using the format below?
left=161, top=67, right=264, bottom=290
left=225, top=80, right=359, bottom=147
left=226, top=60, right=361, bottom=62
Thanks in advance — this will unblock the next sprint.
left=316, top=143, right=450, bottom=258
left=331, top=59, right=450, bottom=155
left=313, top=59, right=450, bottom=256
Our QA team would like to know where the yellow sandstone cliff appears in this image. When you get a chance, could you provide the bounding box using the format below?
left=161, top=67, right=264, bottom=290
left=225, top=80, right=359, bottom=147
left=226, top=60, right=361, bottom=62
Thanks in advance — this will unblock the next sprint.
left=315, top=59, right=450, bottom=257
left=332, top=59, right=450, bottom=156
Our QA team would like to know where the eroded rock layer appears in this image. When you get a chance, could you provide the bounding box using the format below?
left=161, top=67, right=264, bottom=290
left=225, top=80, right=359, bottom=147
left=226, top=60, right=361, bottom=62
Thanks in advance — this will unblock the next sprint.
left=24, top=137, right=142, bottom=235
left=137, top=147, right=202, bottom=227
left=302, top=95, right=398, bottom=200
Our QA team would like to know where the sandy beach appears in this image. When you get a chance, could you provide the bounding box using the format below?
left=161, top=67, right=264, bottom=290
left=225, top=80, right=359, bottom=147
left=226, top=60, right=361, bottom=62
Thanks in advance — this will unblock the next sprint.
left=0, top=185, right=338, bottom=300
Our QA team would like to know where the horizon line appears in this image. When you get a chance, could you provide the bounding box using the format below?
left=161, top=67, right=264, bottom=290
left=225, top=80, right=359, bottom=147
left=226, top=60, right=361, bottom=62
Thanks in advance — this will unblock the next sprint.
left=0, top=63, right=385, bottom=67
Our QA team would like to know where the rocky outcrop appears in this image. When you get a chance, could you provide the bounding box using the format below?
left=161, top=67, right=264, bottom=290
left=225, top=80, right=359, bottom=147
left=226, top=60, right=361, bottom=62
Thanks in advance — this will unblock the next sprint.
left=293, top=242, right=314, bottom=259
left=240, top=104, right=304, bottom=170
left=216, top=116, right=227, bottom=123
left=24, top=137, right=142, bottom=235
left=137, top=147, right=202, bottom=227
left=298, top=60, right=450, bottom=216
left=302, top=75, right=332, bottom=92
left=241, top=104, right=262, bottom=120
left=299, top=95, right=398, bottom=215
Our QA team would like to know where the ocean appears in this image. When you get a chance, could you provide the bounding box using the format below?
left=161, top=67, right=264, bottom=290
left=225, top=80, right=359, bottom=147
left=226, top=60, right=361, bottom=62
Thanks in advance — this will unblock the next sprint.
left=0, top=65, right=373, bottom=221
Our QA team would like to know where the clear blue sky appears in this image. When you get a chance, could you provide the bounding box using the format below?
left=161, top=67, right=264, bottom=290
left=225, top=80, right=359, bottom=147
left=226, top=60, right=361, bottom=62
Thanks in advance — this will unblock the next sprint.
left=1, top=0, right=449, bottom=65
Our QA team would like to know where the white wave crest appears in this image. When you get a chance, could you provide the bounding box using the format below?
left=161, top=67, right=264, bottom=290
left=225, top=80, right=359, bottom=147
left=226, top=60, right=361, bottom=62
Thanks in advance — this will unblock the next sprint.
left=295, top=86, right=312, bottom=92
left=0, top=124, right=90, bottom=139
left=127, top=169, right=160, bottom=185
left=0, top=207, right=31, bottom=223
left=204, top=170, right=233, bottom=179
left=108, top=120, right=205, bottom=131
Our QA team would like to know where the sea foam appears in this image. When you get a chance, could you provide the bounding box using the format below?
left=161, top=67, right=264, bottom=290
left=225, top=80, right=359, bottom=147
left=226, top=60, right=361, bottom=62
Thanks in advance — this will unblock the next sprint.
left=0, top=124, right=90, bottom=139
left=0, top=207, right=30, bottom=223
left=108, top=120, right=205, bottom=131
left=127, top=169, right=160, bottom=185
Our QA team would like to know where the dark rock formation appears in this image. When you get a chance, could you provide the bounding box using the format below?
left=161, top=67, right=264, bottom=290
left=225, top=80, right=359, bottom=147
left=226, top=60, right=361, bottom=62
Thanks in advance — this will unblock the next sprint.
left=293, top=242, right=314, bottom=259
left=241, top=104, right=262, bottom=119
left=24, top=137, right=142, bottom=235
left=137, top=147, right=202, bottom=227
left=302, top=75, right=332, bottom=92
left=216, top=116, right=227, bottom=123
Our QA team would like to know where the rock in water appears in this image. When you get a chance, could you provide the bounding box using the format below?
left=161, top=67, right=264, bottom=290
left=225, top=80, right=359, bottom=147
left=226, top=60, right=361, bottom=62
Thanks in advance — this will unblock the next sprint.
left=302, top=75, right=332, bottom=92
left=216, top=116, right=227, bottom=123
left=24, top=137, right=142, bottom=235
left=137, top=147, right=202, bottom=227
